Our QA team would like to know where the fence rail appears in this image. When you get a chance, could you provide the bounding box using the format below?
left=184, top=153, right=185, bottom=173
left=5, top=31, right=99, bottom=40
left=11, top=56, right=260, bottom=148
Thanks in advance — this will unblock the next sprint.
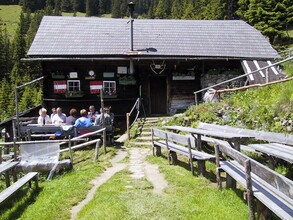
left=126, top=97, right=146, bottom=140
left=194, top=56, right=293, bottom=104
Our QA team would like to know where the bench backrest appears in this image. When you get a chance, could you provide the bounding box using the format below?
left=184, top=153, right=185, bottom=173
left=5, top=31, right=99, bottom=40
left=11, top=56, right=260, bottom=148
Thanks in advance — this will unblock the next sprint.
left=152, top=128, right=190, bottom=146
left=199, top=122, right=293, bottom=145
left=216, top=142, right=293, bottom=201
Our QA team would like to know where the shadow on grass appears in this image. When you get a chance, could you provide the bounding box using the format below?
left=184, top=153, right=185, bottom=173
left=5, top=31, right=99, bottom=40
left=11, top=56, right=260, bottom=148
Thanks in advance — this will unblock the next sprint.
left=156, top=154, right=217, bottom=182
left=0, top=185, right=42, bottom=220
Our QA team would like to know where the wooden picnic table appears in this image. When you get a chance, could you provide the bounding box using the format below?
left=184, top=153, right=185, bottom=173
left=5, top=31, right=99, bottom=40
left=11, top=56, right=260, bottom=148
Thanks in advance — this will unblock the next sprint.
left=248, top=143, right=293, bottom=164
left=164, top=125, right=253, bottom=151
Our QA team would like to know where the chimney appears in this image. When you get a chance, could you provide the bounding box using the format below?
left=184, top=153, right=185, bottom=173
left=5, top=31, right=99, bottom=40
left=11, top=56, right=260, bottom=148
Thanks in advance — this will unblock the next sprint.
left=128, top=2, right=135, bottom=75
left=128, top=2, right=135, bottom=52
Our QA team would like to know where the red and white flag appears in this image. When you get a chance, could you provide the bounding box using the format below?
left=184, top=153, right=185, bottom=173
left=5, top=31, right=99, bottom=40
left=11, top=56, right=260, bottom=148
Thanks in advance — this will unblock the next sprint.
left=90, top=81, right=103, bottom=94
left=54, top=81, right=67, bottom=94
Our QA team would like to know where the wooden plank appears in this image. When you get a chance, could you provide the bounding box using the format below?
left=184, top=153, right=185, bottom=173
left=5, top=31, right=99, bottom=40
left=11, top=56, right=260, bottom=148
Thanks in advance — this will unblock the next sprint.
left=249, top=159, right=293, bottom=201
left=218, top=141, right=293, bottom=201
left=165, top=125, right=252, bottom=139
left=166, top=132, right=190, bottom=146
left=217, top=142, right=249, bottom=166
left=152, top=128, right=167, bottom=139
left=0, top=161, right=19, bottom=174
left=248, top=144, right=293, bottom=163
left=220, top=160, right=293, bottom=220
left=198, top=122, right=293, bottom=146
left=0, top=172, right=38, bottom=204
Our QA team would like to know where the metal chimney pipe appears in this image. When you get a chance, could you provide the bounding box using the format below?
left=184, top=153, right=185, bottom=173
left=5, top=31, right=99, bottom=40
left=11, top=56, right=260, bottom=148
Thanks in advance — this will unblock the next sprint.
left=128, top=2, right=135, bottom=52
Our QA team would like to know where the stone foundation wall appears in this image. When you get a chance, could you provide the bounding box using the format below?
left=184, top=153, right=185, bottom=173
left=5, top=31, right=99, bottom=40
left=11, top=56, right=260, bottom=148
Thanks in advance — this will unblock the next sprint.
left=201, top=69, right=246, bottom=91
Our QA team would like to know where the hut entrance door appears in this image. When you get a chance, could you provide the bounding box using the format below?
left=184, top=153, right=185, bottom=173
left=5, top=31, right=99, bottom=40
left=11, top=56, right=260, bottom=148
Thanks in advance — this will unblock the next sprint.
left=150, top=77, right=167, bottom=115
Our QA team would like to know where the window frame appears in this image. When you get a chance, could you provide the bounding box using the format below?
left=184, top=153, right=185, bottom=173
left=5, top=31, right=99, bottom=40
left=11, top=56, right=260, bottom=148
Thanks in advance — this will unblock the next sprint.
left=67, top=80, right=81, bottom=92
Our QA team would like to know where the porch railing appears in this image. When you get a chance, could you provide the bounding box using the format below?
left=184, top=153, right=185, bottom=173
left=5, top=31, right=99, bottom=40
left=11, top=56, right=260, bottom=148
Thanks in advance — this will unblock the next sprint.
left=126, top=97, right=146, bottom=140
left=194, top=56, right=293, bottom=104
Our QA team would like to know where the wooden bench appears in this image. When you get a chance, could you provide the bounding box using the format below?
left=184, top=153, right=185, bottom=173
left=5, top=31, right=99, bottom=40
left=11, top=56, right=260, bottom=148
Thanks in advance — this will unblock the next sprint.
left=198, top=122, right=293, bottom=164
left=151, top=128, right=215, bottom=175
left=21, top=124, right=113, bottom=145
left=0, top=161, right=19, bottom=187
left=0, top=172, right=38, bottom=205
left=215, top=141, right=293, bottom=219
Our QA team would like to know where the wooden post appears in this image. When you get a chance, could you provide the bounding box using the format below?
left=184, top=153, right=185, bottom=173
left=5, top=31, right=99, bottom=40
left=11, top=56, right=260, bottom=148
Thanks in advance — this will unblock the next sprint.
left=197, top=134, right=202, bottom=151
left=195, top=93, right=198, bottom=105
left=165, top=133, right=171, bottom=165
left=187, top=138, right=194, bottom=175
left=68, top=136, right=73, bottom=164
left=256, top=201, right=271, bottom=220
left=197, top=160, right=206, bottom=176
left=226, top=174, right=236, bottom=189
left=94, top=141, right=100, bottom=162
left=0, top=146, right=2, bottom=164
left=126, top=113, right=130, bottom=140
left=5, top=172, right=10, bottom=187
left=12, top=119, right=18, bottom=161
left=245, top=159, right=255, bottom=220
left=215, top=144, right=222, bottom=189
left=232, top=139, right=241, bottom=151
left=27, top=129, right=32, bottom=141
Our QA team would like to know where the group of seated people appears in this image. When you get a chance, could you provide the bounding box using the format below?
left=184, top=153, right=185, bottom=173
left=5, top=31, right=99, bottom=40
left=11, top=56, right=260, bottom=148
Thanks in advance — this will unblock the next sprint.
left=37, top=105, right=114, bottom=129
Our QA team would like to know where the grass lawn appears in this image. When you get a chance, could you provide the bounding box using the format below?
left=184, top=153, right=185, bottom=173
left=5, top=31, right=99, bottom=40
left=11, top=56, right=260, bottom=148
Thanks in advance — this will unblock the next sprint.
left=77, top=153, right=249, bottom=220
left=0, top=5, right=22, bottom=38
left=62, top=12, right=86, bottom=17
left=0, top=146, right=117, bottom=220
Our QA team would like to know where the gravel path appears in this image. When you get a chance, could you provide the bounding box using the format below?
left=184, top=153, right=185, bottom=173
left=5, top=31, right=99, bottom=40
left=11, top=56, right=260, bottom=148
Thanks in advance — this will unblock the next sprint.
left=70, top=147, right=168, bottom=219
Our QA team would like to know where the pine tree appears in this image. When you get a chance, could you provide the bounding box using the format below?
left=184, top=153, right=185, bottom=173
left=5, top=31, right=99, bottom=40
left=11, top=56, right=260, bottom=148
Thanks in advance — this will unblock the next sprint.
left=72, top=0, right=79, bottom=14
left=112, top=0, right=121, bottom=18
left=54, top=0, right=62, bottom=15
left=243, top=0, right=288, bottom=44
left=182, top=2, right=196, bottom=19
left=61, top=0, right=72, bottom=12
left=171, top=0, right=183, bottom=19
left=155, top=0, right=170, bottom=18
left=86, top=0, right=97, bottom=16
left=0, top=77, right=11, bottom=120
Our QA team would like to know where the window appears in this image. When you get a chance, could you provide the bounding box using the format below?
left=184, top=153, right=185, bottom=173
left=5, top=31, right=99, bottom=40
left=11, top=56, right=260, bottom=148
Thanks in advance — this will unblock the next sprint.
left=67, top=80, right=80, bottom=92
left=103, top=81, right=116, bottom=96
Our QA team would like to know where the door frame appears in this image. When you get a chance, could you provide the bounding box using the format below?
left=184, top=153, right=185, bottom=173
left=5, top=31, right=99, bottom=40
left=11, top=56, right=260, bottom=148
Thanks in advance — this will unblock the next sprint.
left=148, top=76, right=169, bottom=115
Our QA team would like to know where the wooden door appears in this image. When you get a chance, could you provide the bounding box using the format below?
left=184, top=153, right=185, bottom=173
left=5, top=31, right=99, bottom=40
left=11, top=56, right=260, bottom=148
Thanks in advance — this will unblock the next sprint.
left=150, top=77, right=167, bottom=114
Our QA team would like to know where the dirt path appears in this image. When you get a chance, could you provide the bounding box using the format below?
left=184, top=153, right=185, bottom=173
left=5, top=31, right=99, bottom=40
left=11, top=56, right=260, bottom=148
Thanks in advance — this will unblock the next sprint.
left=70, top=147, right=168, bottom=219
left=70, top=149, right=128, bottom=220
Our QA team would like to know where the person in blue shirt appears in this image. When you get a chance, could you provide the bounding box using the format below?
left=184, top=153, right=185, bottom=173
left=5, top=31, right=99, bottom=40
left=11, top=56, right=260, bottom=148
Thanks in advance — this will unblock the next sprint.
left=74, top=109, right=93, bottom=128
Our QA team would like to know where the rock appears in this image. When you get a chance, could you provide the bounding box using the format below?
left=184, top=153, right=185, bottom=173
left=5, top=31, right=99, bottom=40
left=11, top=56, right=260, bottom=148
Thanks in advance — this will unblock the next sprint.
left=287, top=126, right=292, bottom=132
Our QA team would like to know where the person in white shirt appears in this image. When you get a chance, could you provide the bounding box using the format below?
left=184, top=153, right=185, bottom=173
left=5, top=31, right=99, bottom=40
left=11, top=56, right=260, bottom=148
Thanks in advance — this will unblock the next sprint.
left=37, top=108, right=51, bottom=125
left=52, top=107, right=66, bottom=125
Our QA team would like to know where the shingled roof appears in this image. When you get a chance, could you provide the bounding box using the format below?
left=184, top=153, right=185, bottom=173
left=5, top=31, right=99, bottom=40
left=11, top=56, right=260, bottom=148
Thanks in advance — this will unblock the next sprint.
left=27, top=16, right=279, bottom=60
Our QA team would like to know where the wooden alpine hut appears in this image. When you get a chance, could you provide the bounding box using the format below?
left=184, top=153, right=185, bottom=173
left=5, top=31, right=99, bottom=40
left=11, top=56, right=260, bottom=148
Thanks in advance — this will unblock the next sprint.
left=24, top=13, right=280, bottom=117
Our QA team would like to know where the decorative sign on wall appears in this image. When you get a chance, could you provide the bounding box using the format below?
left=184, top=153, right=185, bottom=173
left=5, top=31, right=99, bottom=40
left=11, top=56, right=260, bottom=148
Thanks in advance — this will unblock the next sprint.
left=53, top=81, right=67, bottom=94
left=90, top=81, right=103, bottom=94
left=69, top=72, right=78, bottom=78
left=117, top=66, right=127, bottom=74
left=172, top=71, right=195, bottom=80
left=85, top=70, right=96, bottom=80
left=103, top=72, right=115, bottom=78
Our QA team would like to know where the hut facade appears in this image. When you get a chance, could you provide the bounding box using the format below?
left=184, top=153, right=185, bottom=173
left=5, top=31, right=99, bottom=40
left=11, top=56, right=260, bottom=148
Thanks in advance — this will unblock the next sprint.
left=25, top=16, right=280, bottom=116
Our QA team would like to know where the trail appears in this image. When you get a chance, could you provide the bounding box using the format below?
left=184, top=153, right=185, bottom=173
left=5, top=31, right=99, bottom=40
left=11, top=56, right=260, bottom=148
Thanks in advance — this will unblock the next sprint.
left=70, top=147, right=168, bottom=219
